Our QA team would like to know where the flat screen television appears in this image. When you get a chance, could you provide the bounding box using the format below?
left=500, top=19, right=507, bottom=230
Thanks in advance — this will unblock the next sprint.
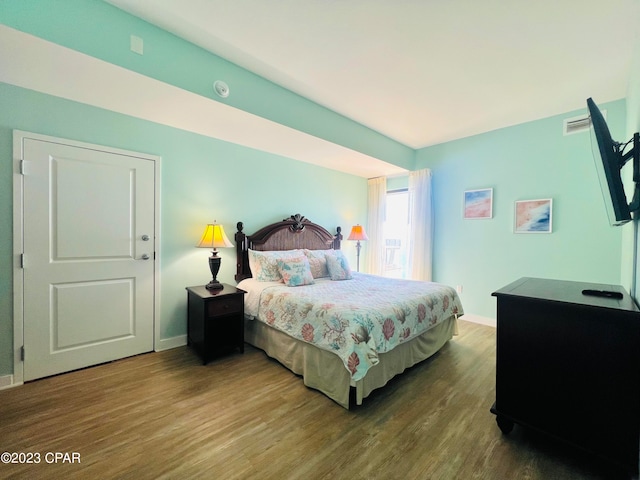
left=587, top=97, right=639, bottom=226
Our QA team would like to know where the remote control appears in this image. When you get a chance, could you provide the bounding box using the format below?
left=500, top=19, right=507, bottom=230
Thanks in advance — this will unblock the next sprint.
left=581, top=289, right=623, bottom=299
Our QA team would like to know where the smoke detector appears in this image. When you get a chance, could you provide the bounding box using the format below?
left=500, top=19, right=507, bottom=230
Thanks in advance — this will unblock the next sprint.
left=213, top=80, right=230, bottom=98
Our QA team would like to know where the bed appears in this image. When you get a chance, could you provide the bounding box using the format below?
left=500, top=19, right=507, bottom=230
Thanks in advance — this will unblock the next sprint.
left=235, top=214, right=464, bottom=408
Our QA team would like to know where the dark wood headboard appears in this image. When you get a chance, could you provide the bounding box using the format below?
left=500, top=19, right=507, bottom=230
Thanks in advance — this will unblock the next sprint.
left=235, top=214, right=342, bottom=282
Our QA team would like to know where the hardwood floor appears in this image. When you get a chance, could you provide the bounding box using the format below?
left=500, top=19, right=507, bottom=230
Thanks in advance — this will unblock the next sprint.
left=0, top=320, right=633, bottom=479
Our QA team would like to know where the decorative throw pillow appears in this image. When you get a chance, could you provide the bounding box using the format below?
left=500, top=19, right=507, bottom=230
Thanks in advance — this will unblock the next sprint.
left=276, top=256, right=315, bottom=287
left=303, top=249, right=335, bottom=259
left=326, top=251, right=353, bottom=281
left=307, top=256, right=329, bottom=278
left=303, top=249, right=334, bottom=278
left=248, top=249, right=302, bottom=282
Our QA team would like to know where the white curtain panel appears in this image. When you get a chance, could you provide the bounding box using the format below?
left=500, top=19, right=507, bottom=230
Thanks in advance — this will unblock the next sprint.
left=408, top=169, right=433, bottom=281
left=365, top=176, right=387, bottom=275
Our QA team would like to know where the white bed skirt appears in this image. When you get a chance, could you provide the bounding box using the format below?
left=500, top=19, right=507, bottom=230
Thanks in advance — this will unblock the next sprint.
left=244, top=316, right=458, bottom=408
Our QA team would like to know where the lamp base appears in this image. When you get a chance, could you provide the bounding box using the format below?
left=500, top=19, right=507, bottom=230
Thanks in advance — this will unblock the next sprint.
left=206, top=253, right=223, bottom=290
left=205, top=280, right=224, bottom=290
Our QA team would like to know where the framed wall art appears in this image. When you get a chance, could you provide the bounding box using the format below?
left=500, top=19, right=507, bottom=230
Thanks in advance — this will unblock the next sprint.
left=514, top=198, right=552, bottom=233
left=463, top=188, right=493, bottom=219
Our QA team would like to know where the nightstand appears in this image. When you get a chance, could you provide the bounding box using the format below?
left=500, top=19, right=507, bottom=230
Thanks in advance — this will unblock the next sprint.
left=186, top=284, right=245, bottom=364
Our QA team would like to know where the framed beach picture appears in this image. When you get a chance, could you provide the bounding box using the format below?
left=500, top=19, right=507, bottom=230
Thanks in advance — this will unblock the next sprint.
left=514, top=199, right=553, bottom=233
left=464, top=188, right=493, bottom=219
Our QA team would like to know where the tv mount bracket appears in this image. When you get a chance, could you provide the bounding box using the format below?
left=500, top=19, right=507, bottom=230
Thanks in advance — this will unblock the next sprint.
left=618, top=131, right=640, bottom=213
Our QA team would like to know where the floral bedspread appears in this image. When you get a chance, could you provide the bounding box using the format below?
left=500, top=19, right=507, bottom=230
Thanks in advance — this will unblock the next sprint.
left=249, top=273, right=463, bottom=381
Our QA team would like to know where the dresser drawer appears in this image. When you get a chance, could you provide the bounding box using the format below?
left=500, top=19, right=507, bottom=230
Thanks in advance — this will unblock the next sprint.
left=206, top=295, right=243, bottom=317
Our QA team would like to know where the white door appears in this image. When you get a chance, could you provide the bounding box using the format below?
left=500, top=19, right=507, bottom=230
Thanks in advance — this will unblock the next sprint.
left=19, top=134, right=156, bottom=381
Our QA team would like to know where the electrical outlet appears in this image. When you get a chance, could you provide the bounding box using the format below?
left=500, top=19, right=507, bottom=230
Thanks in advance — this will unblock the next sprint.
left=456, top=285, right=463, bottom=293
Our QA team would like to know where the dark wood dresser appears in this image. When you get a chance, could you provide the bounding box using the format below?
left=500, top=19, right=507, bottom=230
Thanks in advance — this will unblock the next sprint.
left=491, top=277, right=640, bottom=473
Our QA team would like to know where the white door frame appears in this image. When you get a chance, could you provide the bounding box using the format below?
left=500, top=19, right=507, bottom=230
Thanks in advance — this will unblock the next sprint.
left=12, top=130, right=162, bottom=386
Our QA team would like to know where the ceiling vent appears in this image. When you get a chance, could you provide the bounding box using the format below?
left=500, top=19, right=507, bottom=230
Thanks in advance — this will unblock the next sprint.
left=563, top=110, right=606, bottom=136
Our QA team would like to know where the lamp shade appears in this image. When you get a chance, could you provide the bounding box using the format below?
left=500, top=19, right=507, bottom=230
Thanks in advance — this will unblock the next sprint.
left=347, top=224, right=369, bottom=241
left=196, top=223, right=233, bottom=250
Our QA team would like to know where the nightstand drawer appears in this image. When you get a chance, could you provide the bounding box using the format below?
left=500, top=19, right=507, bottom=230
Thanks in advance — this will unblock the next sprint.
left=206, top=296, right=243, bottom=317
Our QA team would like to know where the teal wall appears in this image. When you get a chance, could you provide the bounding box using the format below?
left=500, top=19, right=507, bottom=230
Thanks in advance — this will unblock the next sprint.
left=0, top=0, right=413, bottom=171
left=0, top=82, right=367, bottom=375
left=622, top=37, right=640, bottom=303
left=416, top=100, right=626, bottom=318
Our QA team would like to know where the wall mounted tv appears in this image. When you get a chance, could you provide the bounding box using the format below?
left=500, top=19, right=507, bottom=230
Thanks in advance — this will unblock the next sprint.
left=587, top=97, right=639, bottom=226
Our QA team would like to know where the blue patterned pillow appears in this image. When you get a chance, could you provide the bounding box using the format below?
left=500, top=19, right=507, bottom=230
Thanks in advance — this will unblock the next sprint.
left=277, top=256, right=315, bottom=287
left=326, top=251, right=353, bottom=280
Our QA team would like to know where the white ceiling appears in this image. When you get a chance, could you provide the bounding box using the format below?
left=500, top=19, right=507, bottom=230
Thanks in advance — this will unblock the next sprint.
left=107, top=0, right=638, bottom=149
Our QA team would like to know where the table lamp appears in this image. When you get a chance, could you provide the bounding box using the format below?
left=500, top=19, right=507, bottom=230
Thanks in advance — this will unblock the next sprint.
left=197, top=222, right=233, bottom=289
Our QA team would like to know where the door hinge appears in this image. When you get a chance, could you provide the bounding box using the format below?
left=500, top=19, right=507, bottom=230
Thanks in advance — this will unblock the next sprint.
left=20, top=346, right=25, bottom=361
left=19, top=160, right=26, bottom=175
left=20, top=253, right=25, bottom=269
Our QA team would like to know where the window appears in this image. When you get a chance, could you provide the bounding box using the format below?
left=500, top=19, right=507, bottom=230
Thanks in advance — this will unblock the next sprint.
left=383, top=189, right=410, bottom=278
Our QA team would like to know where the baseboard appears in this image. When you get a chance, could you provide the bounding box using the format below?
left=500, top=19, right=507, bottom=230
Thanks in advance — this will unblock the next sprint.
left=0, top=337, right=187, bottom=389
left=0, top=374, right=18, bottom=390
left=156, top=334, right=187, bottom=351
left=459, top=313, right=496, bottom=328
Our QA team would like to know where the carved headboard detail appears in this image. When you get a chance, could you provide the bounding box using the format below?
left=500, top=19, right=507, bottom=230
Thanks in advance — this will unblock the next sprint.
left=235, top=214, right=342, bottom=282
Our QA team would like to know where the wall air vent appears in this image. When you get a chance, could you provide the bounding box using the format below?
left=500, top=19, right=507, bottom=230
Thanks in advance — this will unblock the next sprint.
left=563, top=110, right=606, bottom=136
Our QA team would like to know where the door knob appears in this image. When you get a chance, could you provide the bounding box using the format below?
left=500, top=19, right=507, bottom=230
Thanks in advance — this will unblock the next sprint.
left=141, top=235, right=150, bottom=241
left=141, top=253, right=150, bottom=260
